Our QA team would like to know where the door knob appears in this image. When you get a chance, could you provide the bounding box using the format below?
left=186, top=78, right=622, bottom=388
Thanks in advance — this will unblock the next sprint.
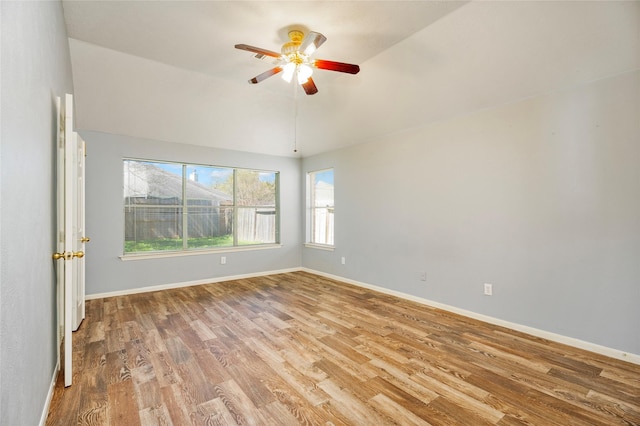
left=52, top=252, right=65, bottom=260
left=73, top=251, right=85, bottom=259
left=52, top=251, right=73, bottom=260
left=81, top=237, right=90, bottom=243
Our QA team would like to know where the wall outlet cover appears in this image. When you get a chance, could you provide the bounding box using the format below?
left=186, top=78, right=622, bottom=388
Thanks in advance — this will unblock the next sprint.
left=484, top=283, right=493, bottom=296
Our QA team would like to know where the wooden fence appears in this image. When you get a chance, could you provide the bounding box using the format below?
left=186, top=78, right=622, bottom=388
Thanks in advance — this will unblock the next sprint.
left=125, top=202, right=276, bottom=244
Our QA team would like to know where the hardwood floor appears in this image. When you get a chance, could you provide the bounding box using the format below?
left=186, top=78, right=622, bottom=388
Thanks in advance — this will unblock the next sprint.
left=46, top=271, right=640, bottom=425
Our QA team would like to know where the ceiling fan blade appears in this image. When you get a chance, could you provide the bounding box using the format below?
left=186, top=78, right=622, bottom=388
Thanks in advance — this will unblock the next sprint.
left=254, top=54, right=281, bottom=65
left=248, top=67, right=282, bottom=84
left=301, top=77, right=318, bottom=95
left=313, top=59, right=360, bottom=75
left=299, top=31, right=327, bottom=56
left=235, top=44, right=281, bottom=59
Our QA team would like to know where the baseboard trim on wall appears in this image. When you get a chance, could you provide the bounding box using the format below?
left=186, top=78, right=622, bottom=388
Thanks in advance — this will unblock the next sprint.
left=301, top=268, right=640, bottom=366
left=85, top=267, right=302, bottom=300
left=39, top=360, right=60, bottom=426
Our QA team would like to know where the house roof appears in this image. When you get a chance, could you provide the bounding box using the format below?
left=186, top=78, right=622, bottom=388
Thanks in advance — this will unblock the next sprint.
left=124, top=161, right=231, bottom=203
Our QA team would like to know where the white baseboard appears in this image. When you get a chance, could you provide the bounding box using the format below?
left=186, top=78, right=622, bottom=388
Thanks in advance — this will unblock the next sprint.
left=39, top=360, right=60, bottom=426
left=85, top=267, right=639, bottom=365
left=85, top=267, right=302, bottom=300
left=301, top=268, right=640, bottom=366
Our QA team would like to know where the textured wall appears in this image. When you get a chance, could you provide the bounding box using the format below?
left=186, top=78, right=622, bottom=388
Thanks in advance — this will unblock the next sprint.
left=0, top=1, right=74, bottom=424
left=303, top=71, right=640, bottom=356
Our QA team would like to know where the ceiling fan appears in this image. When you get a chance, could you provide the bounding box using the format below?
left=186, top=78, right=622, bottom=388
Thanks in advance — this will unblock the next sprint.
left=235, top=30, right=360, bottom=95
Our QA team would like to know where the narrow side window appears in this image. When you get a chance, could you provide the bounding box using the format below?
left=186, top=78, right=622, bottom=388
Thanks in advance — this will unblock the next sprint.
left=307, top=168, right=334, bottom=246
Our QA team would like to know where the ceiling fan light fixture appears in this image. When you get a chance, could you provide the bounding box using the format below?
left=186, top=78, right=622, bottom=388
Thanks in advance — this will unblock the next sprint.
left=236, top=29, right=360, bottom=95
left=281, top=62, right=296, bottom=83
left=297, top=64, right=313, bottom=84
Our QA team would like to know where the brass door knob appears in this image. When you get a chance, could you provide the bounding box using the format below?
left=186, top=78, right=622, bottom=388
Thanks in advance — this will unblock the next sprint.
left=52, top=252, right=65, bottom=260
left=73, top=251, right=85, bottom=259
left=81, top=237, right=91, bottom=243
left=53, top=252, right=74, bottom=260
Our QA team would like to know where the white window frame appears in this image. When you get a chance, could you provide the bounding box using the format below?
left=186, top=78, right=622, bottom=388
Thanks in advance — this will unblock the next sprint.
left=305, top=168, right=334, bottom=249
left=122, top=158, right=280, bottom=257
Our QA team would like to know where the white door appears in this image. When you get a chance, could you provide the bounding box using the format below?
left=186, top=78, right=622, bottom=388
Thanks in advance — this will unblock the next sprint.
left=53, top=94, right=87, bottom=387
left=73, top=133, right=87, bottom=330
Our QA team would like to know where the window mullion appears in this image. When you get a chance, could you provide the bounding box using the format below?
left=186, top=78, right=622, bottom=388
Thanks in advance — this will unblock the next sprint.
left=309, top=174, right=315, bottom=243
left=182, top=164, right=188, bottom=250
left=275, top=172, right=280, bottom=244
left=233, top=168, right=238, bottom=246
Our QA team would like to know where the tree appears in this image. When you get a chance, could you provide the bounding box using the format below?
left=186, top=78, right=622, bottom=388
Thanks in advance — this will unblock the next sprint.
left=213, top=170, right=275, bottom=206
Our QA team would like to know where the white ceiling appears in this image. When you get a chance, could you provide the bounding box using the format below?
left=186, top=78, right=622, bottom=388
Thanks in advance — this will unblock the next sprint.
left=62, top=1, right=640, bottom=158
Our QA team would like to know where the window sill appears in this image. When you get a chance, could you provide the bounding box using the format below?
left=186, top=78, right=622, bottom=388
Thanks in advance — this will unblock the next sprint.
left=304, top=243, right=335, bottom=251
left=120, top=244, right=282, bottom=261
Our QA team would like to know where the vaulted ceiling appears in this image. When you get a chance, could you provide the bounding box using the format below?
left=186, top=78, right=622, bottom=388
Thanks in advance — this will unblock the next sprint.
left=62, top=1, right=640, bottom=157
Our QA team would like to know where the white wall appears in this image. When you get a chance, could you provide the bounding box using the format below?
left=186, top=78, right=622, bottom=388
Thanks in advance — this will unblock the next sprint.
left=302, top=71, right=640, bottom=356
left=0, top=1, right=74, bottom=424
left=68, top=38, right=298, bottom=157
left=82, top=131, right=302, bottom=296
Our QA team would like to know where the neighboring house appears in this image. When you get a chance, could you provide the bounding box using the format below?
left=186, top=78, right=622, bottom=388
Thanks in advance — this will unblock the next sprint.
left=124, top=161, right=232, bottom=241
left=124, top=161, right=231, bottom=204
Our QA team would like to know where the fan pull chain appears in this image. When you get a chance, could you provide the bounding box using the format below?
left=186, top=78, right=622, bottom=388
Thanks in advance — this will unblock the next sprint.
left=293, top=83, right=299, bottom=153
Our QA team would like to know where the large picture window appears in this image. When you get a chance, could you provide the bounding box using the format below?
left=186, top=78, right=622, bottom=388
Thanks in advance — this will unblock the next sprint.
left=124, top=159, right=279, bottom=254
left=307, top=168, right=334, bottom=246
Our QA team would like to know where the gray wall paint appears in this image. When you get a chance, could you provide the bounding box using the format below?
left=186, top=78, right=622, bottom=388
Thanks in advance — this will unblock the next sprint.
left=0, top=1, right=74, bottom=424
left=81, top=131, right=302, bottom=295
left=302, top=71, right=640, bottom=355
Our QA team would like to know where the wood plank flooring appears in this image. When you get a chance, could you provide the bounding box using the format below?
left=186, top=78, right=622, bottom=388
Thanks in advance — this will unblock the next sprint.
left=46, top=271, right=640, bottom=425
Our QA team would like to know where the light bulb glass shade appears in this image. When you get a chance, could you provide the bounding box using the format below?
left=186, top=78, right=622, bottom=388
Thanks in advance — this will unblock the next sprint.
left=297, top=73, right=308, bottom=84
left=281, top=62, right=296, bottom=83
left=297, top=64, right=313, bottom=84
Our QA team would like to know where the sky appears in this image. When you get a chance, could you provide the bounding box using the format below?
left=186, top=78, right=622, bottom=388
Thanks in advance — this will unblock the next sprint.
left=146, top=161, right=276, bottom=186
left=314, top=169, right=334, bottom=186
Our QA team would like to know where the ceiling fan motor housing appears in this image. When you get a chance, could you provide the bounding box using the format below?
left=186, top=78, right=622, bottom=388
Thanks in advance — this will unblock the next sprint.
left=281, top=30, right=306, bottom=63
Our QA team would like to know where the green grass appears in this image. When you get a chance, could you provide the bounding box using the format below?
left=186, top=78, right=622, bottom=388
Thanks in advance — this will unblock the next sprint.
left=125, top=235, right=233, bottom=253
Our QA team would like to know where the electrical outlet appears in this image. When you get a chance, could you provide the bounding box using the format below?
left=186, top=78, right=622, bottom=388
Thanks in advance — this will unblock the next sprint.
left=420, top=272, right=427, bottom=281
left=220, top=256, right=226, bottom=265
left=484, top=283, right=493, bottom=296
left=341, top=256, right=346, bottom=265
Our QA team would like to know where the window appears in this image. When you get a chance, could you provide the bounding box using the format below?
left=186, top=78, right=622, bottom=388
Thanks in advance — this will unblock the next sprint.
left=307, top=168, right=334, bottom=246
left=124, top=159, right=279, bottom=254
